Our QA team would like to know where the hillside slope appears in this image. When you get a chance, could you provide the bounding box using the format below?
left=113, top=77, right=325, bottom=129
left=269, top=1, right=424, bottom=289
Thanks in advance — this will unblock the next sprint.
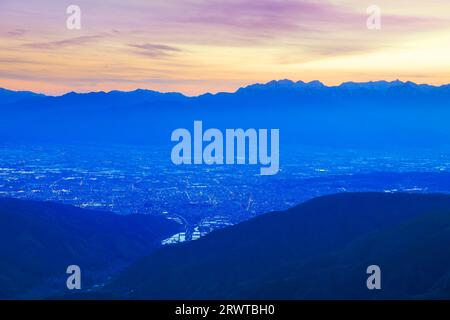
left=0, top=198, right=182, bottom=299
left=102, top=193, right=450, bottom=299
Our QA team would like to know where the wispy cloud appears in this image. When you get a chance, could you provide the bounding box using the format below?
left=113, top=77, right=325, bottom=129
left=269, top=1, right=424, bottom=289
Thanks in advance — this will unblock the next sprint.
left=23, top=35, right=104, bottom=50
left=0, top=57, right=37, bottom=65
left=129, top=43, right=182, bottom=59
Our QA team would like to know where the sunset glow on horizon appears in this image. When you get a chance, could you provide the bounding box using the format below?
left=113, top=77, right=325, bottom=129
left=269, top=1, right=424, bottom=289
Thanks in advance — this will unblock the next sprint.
left=1, top=0, right=449, bottom=95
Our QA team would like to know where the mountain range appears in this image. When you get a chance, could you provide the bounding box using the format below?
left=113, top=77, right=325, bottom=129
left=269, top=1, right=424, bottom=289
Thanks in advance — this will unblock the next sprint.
left=1, top=80, right=450, bottom=148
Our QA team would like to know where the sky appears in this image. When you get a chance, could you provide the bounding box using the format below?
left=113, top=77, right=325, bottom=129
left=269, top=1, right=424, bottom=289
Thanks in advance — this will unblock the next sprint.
left=1, top=0, right=449, bottom=95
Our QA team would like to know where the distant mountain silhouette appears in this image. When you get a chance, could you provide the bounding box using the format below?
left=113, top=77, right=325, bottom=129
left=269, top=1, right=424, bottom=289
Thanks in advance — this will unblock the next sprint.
left=97, top=192, right=450, bottom=299
left=0, top=198, right=182, bottom=299
left=0, top=88, right=43, bottom=105
left=1, top=80, right=450, bottom=148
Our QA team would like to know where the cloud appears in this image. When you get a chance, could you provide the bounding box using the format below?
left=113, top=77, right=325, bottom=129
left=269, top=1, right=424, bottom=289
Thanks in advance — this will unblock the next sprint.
left=178, top=0, right=323, bottom=30
left=2, top=0, right=450, bottom=95
left=23, top=35, right=104, bottom=49
left=7, top=29, right=27, bottom=37
left=141, top=0, right=357, bottom=39
left=129, top=43, right=182, bottom=59
left=0, top=57, right=35, bottom=64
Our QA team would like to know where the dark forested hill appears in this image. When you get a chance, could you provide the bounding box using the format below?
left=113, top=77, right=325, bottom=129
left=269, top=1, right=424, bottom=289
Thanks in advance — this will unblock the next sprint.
left=0, top=198, right=182, bottom=299
left=101, top=192, right=450, bottom=299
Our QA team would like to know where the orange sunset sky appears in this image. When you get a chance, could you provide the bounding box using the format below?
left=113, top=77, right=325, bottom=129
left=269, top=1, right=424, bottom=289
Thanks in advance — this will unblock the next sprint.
left=1, top=0, right=450, bottom=96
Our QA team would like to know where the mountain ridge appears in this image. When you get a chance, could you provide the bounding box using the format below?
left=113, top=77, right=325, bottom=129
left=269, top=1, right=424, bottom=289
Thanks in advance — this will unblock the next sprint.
left=2, top=79, right=450, bottom=99
left=0, top=197, right=182, bottom=299
left=2, top=79, right=450, bottom=148
left=96, top=192, right=450, bottom=300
